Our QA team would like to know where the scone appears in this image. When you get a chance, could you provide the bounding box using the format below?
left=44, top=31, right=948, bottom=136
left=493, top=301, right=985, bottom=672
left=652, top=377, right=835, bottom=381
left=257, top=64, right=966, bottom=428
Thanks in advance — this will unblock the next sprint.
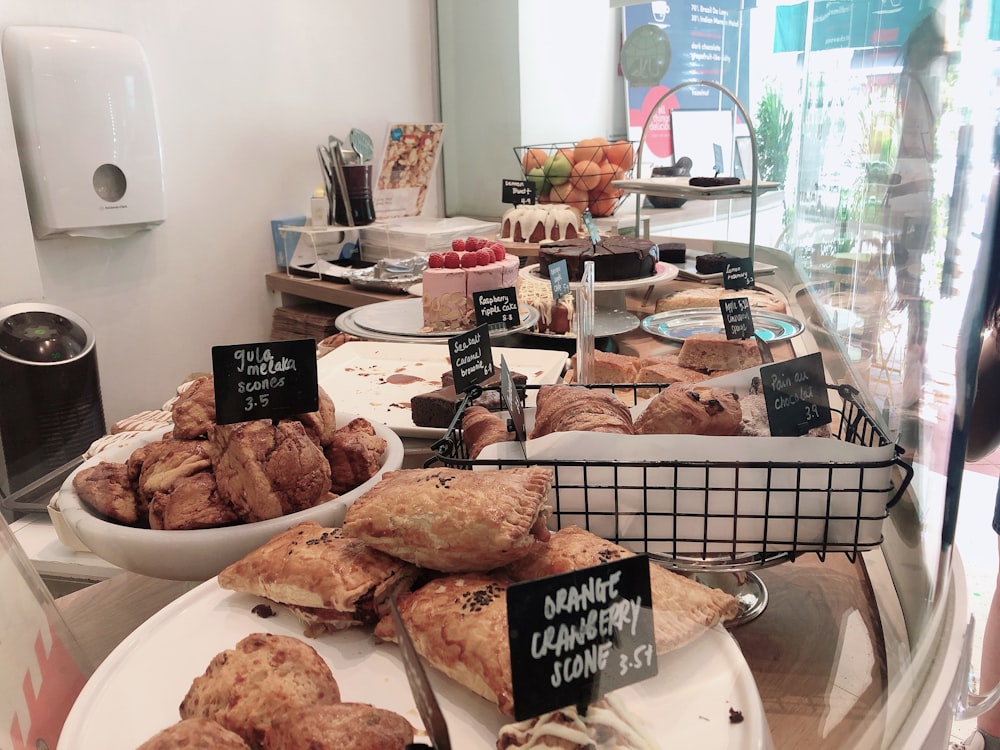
left=263, top=703, right=414, bottom=750
left=179, top=633, right=340, bottom=749
left=676, top=332, right=762, bottom=372
left=341, top=467, right=553, bottom=572
left=136, top=718, right=251, bottom=749
left=170, top=375, right=217, bottom=439
left=324, top=417, right=387, bottom=494
left=655, top=286, right=786, bottom=314
left=148, top=471, right=240, bottom=530
left=71, top=461, right=142, bottom=525
left=634, top=383, right=742, bottom=436
left=218, top=521, right=420, bottom=636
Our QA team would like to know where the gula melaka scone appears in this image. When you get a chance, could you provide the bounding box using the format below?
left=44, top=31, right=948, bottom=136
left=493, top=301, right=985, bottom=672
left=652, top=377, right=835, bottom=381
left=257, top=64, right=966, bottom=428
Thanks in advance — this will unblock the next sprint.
left=179, top=633, right=340, bottom=749
left=341, top=466, right=553, bottom=572
left=218, top=521, right=419, bottom=636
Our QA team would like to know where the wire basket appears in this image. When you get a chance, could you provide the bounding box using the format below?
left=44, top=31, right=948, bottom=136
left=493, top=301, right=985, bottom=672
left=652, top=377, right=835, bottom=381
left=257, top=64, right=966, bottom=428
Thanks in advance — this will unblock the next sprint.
left=428, top=382, right=913, bottom=571
left=513, top=140, right=636, bottom=218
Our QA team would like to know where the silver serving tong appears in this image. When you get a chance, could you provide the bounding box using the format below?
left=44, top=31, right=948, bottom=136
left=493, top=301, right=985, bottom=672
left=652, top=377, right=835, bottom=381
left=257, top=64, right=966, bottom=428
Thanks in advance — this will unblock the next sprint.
left=316, top=145, right=334, bottom=208
left=390, top=594, right=451, bottom=750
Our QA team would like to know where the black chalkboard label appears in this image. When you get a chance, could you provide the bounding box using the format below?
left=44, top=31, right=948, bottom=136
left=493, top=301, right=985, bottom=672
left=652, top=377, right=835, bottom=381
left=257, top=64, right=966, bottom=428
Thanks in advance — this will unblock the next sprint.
left=211, top=339, right=318, bottom=425
left=713, top=143, right=725, bottom=175
left=448, top=324, right=494, bottom=394
left=720, top=297, right=754, bottom=340
left=474, top=287, right=519, bottom=330
left=548, top=259, right=571, bottom=300
left=503, top=179, right=536, bottom=206
left=723, top=257, right=754, bottom=290
left=582, top=209, right=601, bottom=246
left=760, top=352, right=832, bottom=436
left=500, top=356, right=526, bottom=448
left=507, top=555, right=657, bottom=721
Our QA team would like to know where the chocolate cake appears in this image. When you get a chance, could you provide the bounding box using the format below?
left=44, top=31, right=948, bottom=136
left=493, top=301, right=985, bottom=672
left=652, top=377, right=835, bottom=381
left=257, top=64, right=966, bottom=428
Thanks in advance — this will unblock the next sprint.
left=655, top=241, right=687, bottom=263
left=538, top=236, right=659, bottom=282
left=689, top=176, right=742, bottom=187
left=411, top=371, right=528, bottom=428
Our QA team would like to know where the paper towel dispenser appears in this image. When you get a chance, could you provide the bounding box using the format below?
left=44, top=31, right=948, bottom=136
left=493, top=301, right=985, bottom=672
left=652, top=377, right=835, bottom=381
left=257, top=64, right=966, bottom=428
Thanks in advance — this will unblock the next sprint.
left=2, top=26, right=166, bottom=239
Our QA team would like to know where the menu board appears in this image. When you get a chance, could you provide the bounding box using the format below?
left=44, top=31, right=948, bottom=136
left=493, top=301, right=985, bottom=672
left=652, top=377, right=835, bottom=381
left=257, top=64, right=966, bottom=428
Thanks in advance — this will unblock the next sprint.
left=760, top=352, right=832, bottom=436
left=447, top=324, right=494, bottom=394
left=211, top=339, right=318, bottom=424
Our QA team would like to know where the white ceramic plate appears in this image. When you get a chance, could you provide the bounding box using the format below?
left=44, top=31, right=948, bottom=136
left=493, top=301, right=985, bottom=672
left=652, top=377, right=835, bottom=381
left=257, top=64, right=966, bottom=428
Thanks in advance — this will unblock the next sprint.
left=347, top=298, right=538, bottom=338
left=613, top=176, right=781, bottom=199
left=671, top=250, right=778, bottom=282
left=316, top=342, right=567, bottom=438
left=519, top=262, right=678, bottom=291
left=57, top=413, right=404, bottom=581
left=58, top=580, right=768, bottom=750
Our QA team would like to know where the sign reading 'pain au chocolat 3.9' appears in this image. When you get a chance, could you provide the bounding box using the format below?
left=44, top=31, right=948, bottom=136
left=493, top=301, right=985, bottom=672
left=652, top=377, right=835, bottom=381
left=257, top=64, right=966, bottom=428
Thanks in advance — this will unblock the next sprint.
left=211, top=338, right=319, bottom=424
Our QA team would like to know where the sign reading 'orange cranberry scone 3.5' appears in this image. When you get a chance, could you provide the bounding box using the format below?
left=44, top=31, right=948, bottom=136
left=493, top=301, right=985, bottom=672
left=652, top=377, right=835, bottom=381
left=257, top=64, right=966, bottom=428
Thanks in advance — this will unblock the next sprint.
left=211, top=338, right=319, bottom=424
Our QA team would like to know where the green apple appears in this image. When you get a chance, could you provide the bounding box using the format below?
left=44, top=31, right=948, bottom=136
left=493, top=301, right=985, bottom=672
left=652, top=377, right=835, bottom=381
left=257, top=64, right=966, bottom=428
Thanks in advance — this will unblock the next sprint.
left=527, top=166, right=550, bottom=195
left=543, top=153, right=572, bottom=187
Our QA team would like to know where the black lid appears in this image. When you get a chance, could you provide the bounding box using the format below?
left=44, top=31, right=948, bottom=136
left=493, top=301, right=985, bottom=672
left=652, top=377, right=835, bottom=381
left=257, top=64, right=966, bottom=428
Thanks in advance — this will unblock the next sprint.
left=0, top=308, right=92, bottom=364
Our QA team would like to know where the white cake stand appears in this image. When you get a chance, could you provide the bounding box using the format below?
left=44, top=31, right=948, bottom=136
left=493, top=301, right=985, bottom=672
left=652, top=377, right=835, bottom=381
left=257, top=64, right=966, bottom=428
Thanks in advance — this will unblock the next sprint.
left=519, top=262, right=679, bottom=337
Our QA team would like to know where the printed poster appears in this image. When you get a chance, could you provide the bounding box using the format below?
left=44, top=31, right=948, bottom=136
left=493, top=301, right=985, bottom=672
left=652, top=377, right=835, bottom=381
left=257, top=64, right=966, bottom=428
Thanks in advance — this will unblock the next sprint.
left=374, top=123, right=445, bottom=218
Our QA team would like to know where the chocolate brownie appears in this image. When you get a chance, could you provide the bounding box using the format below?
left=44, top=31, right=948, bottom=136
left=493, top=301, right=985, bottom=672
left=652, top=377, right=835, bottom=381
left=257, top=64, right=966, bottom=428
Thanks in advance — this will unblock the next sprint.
left=694, top=252, right=738, bottom=275
left=689, top=176, right=742, bottom=187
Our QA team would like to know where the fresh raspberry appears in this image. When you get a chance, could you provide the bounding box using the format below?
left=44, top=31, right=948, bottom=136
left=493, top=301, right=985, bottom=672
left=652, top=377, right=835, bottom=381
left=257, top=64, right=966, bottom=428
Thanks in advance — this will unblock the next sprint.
left=461, top=251, right=479, bottom=268
left=490, top=242, right=506, bottom=260
left=428, top=252, right=445, bottom=269
left=444, top=251, right=461, bottom=268
left=476, top=248, right=494, bottom=265
left=451, top=238, right=466, bottom=253
left=466, top=236, right=483, bottom=251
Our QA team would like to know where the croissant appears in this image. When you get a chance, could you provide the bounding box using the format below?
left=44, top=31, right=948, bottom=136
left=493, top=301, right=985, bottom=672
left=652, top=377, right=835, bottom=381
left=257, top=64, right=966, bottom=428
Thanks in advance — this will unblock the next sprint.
left=529, top=384, right=634, bottom=439
left=461, top=405, right=514, bottom=458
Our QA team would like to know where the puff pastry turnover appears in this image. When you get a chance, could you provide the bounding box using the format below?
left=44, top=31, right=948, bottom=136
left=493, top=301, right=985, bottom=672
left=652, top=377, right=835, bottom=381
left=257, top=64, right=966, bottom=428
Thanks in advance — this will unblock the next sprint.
left=503, top=525, right=740, bottom=654
left=218, top=521, right=419, bottom=636
left=341, top=467, right=553, bottom=572
left=374, top=573, right=515, bottom=716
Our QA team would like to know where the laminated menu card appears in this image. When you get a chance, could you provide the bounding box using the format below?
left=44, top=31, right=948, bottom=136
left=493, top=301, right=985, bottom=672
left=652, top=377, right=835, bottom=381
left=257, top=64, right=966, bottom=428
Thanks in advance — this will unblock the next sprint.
left=374, top=123, right=445, bottom=218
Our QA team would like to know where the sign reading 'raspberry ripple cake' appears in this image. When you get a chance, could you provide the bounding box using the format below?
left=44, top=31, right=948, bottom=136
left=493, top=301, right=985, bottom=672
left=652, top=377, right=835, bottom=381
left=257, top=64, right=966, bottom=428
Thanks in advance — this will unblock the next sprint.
left=211, top=338, right=319, bottom=425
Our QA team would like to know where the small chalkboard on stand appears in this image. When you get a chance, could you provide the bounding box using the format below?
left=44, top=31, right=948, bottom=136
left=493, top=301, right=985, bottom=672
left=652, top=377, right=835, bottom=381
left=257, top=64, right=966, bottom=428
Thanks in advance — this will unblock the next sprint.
left=723, top=257, right=755, bottom=290
left=548, top=259, right=571, bottom=301
left=720, top=296, right=754, bottom=340
left=474, top=287, right=519, bottom=331
left=502, top=178, right=536, bottom=206
left=500, top=356, right=527, bottom=458
left=760, top=351, right=832, bottom=436
left=211, top=338, right=318, bottom=425
left=447, top=323, right=494, bottom=395
left=506, top=555, right=657, bottom=720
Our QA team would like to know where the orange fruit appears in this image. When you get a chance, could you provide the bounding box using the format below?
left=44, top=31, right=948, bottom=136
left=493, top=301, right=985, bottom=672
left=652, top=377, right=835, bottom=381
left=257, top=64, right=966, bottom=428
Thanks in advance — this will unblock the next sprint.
left=548, top=180, right=575, bottom=203
left=557, top=147, right=575, bottom=165
left=570, top=159, right=603, bottom=192
left=606, top=141, right=635, bottom=171
left=589, top=184, right=623, bottom=216
left=573, top=137, right=610, bottom=165
left=522, top=147, right=548, bottom=174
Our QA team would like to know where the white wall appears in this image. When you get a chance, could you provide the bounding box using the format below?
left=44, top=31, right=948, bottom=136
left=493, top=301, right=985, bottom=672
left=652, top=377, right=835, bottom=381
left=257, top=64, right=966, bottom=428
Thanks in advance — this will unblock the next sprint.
left=0, top=1, right=439, bottom=424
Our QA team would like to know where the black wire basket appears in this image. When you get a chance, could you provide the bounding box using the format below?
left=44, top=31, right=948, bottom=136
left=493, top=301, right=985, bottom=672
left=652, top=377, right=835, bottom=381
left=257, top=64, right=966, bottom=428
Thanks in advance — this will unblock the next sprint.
left=427, top=381, right=913, bottom=571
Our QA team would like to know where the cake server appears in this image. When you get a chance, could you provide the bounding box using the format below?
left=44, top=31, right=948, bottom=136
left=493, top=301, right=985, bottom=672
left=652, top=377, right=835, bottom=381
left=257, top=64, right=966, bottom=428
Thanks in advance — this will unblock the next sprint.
left=390, top=594, right=451, bottom=750
left=350, top=127, right=374, bottom=164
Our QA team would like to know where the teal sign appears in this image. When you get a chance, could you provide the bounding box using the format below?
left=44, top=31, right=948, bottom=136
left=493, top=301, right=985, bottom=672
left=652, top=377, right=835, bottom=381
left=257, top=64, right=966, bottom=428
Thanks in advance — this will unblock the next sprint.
left=774, top=0, right=925, bottom=52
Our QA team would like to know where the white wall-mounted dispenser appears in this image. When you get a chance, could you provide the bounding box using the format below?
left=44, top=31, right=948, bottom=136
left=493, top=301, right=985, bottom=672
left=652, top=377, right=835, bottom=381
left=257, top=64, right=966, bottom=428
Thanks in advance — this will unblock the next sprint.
left=2, top=26, right=166, bottom=239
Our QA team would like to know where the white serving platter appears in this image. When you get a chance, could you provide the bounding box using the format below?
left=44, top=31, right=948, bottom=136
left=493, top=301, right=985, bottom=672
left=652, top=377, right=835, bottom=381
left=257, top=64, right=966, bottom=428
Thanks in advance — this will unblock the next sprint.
left=58, top=579, right=768, bottom=749
left=316, top=341, right=567, bottom=438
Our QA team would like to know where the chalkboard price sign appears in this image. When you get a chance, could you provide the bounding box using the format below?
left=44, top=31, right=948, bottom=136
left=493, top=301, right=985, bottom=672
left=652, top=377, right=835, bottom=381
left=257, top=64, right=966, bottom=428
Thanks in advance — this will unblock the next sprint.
left=474, top=287, right=519, bottom=330
left=722, top=257, right=754, bottom=290
left=211, top=339, right=319, bottom=425
left=500, top=356, right=526, bottom=445
left=548, top=259, right=571, bottom=300
left=502, top=178, right=536, bottom=206
left=720, top=297, right=754, bottom=340
left=447, top=323, right=494, bottom=394
left=506, top=555, right=657, bottom=720
left=760, top=351, right=832, bottom=436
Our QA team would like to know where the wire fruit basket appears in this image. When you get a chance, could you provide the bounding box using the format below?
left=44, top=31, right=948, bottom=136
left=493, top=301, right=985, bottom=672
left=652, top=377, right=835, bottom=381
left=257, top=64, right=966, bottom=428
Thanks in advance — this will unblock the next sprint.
left=429, top=381, right=913, bottom=572
left=513, top=139, right=636, bottom=217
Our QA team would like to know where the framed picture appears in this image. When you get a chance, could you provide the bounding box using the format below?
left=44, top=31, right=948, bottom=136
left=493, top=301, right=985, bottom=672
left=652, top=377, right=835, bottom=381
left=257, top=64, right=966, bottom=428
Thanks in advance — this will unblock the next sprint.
left=669, top=109, right=735, bottom=178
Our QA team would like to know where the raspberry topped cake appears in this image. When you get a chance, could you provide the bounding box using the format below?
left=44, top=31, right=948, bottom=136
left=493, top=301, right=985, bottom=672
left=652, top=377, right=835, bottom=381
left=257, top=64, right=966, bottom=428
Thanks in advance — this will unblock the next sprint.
left=421, top=237, right=520, bottom=332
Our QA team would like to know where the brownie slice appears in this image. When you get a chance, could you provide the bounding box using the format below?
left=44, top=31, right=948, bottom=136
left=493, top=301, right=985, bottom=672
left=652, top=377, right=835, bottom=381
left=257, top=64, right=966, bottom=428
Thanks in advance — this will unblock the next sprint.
left=411, top=371, right=528, bottom=429
left=655, top=241, right=687, bottom=263
left=694, top=252, right=737, bottom=275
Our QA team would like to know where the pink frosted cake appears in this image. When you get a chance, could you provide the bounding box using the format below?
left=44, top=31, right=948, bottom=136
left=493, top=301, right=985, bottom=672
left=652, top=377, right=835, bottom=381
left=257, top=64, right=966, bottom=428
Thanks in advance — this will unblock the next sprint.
left=421, top=237, right=520, bottom=331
